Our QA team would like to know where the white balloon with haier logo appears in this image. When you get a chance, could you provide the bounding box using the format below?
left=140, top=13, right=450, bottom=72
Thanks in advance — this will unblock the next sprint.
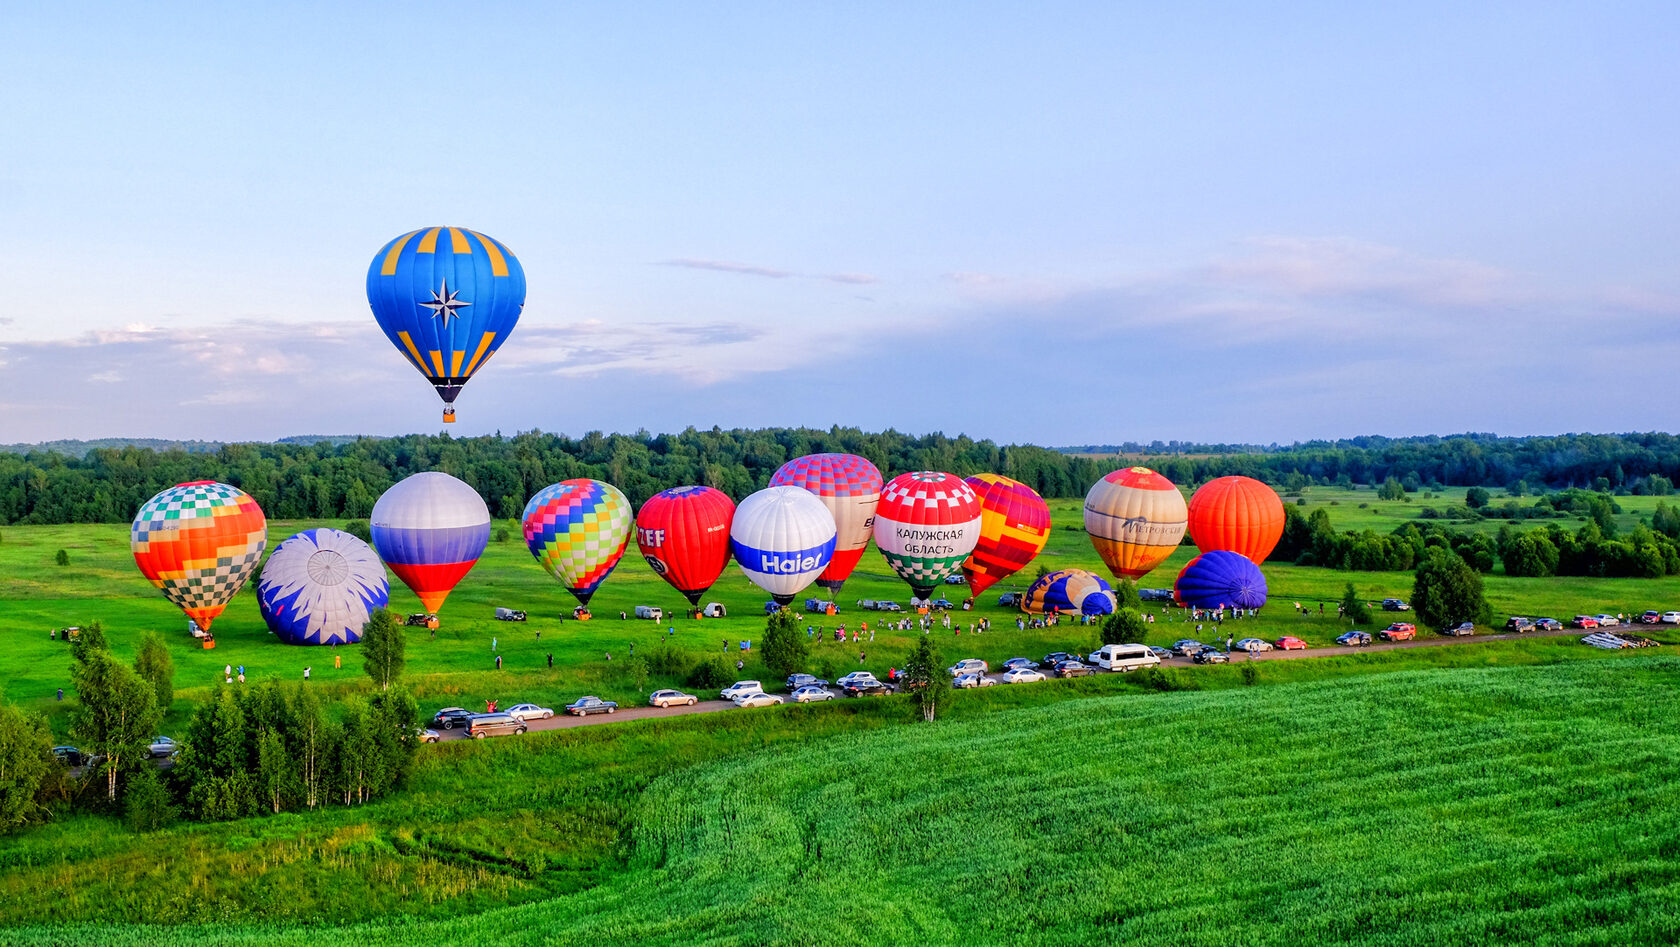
left=730, top=486, right=838, bottom=605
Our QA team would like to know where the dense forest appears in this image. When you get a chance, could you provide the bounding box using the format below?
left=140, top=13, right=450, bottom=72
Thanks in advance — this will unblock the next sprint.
left=5, top=428, right=1680, bottom=525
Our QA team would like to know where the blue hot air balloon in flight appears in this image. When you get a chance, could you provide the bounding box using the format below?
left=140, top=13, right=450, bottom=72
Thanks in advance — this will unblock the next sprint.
left=366, top=227, right=526, bottom=423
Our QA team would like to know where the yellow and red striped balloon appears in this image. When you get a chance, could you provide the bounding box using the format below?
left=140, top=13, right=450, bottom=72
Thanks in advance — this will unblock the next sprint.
left=1083, top=466, right=1187, bottom=580
left=961, top=474, right=1051, bottom=599
left=131, top=481, right=268, bottom=634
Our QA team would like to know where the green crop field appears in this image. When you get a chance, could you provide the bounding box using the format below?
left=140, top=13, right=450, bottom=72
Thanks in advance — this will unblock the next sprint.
left=4, top=656, right=1679, bottom=944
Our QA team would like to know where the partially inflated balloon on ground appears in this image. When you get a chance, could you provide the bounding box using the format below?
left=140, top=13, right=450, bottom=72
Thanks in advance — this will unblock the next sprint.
left=730, top=486, right=837, bottom=604
left=1022, top=569, right=1116, bottom=616
left=873, top=472, right=983, bottom=599
left=769, top=453, right=883, bottom=594
left=131, top=481, right=268, bottom=634
left=371, top=472, right=490, bottom=613
left=1084, top=467, right=1188, bottom=579
left=636, top=485, right=736, bottom=605
left=1174, top=550, right=1268, bottom=610
left=366, top=227, right=526, bottom=423
left=1188, top=476, right=1286, bottom=564
left=258, top=529, right=390, bottom=645
left=961, top=474, right=1051, bottom=599
left=523, top=480, right=634, bottom=607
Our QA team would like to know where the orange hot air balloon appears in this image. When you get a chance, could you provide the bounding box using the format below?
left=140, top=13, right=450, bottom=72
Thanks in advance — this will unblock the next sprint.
left=1187, top=476, right=1285, bottom=564
left=961, top=474, right=1051, bottom=599
left=1083, top=467, right=1187, bottom=580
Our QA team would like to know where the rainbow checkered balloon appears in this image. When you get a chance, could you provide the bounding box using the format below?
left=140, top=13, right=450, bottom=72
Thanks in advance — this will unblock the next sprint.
left=522, top=479, right=633, bottom=606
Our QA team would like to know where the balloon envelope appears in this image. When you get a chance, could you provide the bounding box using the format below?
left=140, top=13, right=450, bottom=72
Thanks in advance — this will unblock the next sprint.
left=1083, top=467, right=1188, bottom=580
left=132, top=481, right=268, bottom=634
left=769, top=453, right=883, bottom=593
left=523, top=480, right=634, bottom=606
left=258, top=528, right=390, bottom=645
left=873, top=472, right=983, bottom=598
left=366, top=227, right=526, bottom=420
left=1188, top=476, right=1286, bottom=564
left=961, top=474, right=1051, bottom=599
left=1174, top=551, right=1269, bottom=610
left=371, top=472, right=490, bottom=613
left=730, top=486, right=837, bottom=605
left=1022, top=569, right=1116, bottom=616
left=636, top=485, right=736, bottom=605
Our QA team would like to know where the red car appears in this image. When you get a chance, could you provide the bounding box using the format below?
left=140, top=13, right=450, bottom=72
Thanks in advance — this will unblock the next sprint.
left=1379, top=623, right=1417, bottom=641
left=1571, top=615, right=1599, bottom=629
left=1275, top=636, right=1308, bottom=651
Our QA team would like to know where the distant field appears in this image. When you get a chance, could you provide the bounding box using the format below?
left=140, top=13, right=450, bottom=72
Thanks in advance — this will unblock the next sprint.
left=6, top=657, right=1679, bottom=944
left=4, top=490, right=1678, bottom=740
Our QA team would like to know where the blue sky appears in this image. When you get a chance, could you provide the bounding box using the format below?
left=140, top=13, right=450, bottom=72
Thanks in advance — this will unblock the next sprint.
left=4, top=2, right=1678, bottom=445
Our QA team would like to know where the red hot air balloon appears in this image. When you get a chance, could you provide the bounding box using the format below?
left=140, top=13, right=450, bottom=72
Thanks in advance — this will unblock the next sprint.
left=961, top=474, right=1051, bottom=599
left=636, top=486, right=736, bottom=606
left=1187, top=476, right=1286, bottom=564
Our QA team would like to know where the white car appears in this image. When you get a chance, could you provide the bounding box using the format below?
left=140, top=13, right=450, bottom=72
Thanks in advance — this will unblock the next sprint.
left=734, top=692, right=784, bottom=708
left=947, top=658, right=988, bottom=677
left=952, top=672, right=996, bottom=689
left=835, top=671, right=880, bottom=689
left=720, top=681, right=763, bottom=701
left=1233, top=638, right=1274, bottom=652
left=147, top=736, right=178, bottom=757
left=1594, top=614, right=1620, bottom=627
left=790, top=685, right=834, bottom=703
left=1663, top=612, right=1680, bottom=624
left=1000, top=667, right=1045, bottom=684
left=649, top=689, right=698, bottom=708
left=504, top=703, right=554, bottom=721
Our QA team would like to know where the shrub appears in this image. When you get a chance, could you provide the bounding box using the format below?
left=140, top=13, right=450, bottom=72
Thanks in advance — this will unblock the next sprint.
left=1099, top=610, right=1147, bottom=646
left=124, top=767, right=175, bottom=833
left=494, top=528, right=510, bottom=543
left=1239, top=663, right=1259, bottom=686
left=688, top=658, right=730, bottom=690
left=342, top=521, right=373, bottom=542
left=55, top=550, right=69, bottom=566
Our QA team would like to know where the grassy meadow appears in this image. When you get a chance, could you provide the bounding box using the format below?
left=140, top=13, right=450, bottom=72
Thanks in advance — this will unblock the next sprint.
left=4, top=656, right=1679, bottom=944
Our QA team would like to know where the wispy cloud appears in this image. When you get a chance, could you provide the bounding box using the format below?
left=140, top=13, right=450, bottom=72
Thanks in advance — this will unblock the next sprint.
left=659, top=258, right=877, bottom=286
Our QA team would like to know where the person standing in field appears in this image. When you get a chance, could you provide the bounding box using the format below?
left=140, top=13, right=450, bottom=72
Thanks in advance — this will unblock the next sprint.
left=492, top=636, right=498, bottom=652
left=304, top=667, right=311, bottom=681
left=495, top=654, right=503, bottom=670
left=334, top=652, right=341, bottom=670
left=547, top=652, right=553, bottom=669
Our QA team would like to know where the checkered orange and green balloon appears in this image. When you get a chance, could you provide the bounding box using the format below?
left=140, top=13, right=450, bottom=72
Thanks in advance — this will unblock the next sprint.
left=131, top=481, right=268, bottom=634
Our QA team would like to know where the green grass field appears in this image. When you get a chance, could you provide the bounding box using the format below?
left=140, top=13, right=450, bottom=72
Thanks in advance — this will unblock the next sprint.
left=5, top=656, right=1679, bottom=944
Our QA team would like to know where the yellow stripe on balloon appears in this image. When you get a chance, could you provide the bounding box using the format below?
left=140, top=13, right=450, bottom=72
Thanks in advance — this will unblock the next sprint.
left=450, top=350, right=465, bottom=377
left=468, top=230, right=510, bottom=276
left=417, top=227, right=442, bottom=253
left=380, top=230, right=422, bottom=276
left=463, top=331, right=497, bottom=376
left=429, top=350, right=445, bottom=376
left=448, top=227, right=471, bottom=254
left=396, top=331, right=428, bottom=371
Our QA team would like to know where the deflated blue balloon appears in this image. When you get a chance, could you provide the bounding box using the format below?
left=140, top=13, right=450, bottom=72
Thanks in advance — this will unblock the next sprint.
left=1174, top=550, right=1268, bottom=610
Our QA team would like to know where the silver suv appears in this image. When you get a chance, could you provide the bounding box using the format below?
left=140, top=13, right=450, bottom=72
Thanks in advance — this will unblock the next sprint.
left=466, top=713, right=527, bottom=739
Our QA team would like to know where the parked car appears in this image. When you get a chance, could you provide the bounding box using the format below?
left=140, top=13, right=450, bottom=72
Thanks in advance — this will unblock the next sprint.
left=1002, top=657, right=1040, bottom=670
left=52, top=746, right=87, bottom=767
left=842, top=680, right=895, bottom=697
left=835, top=671, right=880, bottom=689
left=944, top=574, right=967, bottom=585
left=1336, top=631, right=1372, bottom=647
left=1170, top=639, right=1205, bottom=657
left=1381, top=598, right=1410, bottom=611
left=719, top=681, right=764, bottom=701
left=1275, top=636, right=1308, bottom=651
left=803, top=598, right=836, bottom=613
left=791, top=685, right=834, bottom=703
left=1139, top=588, right=1176, bottom=602
left=1532, top=618, right=1562, bottom=631
left=1640, top=610, right=1662, bottom=624
left=1379, top=623, right=1417, bottom=641
left=565, top=696, right=618, bottom=716
left=432, top=707, right=476, bottom=730
left=858, top=600, right=902, bottom=612
left=634, top=605, right=664, bottom=621
left=1594, top=614, right=1620, bottom=627
left=416, top=728, right=440, bottom=743
left=1571, top=615, right=1600, bottom=629
left=1233, top=638, right=1273, bottom=652
left=997, top=593, right=1021, bottom=607
left=1052, top=660, right=1094, bottom=678
left=1504, top=617, right=1535, bottom=632
left=649, top=689, right=698, bottom=708
left=1041, top=651, right=1079, bottom=667
left=1147, top=645, right=1175, bottom=660
left=1663, top=611, right=1680, bottom=624
left=947, top=658, right=988, bottom=677
left=1090, top=643, right=1161, bottom=671
left=467, top=713, right=528, bottom=739
left=1192, top=647, right=1228, bottom=665
left=929, top=598, right=955, bottom=610
left=734, top=692, right=784, bottom=708
left=147, top=736, right=178, bottom=758
left=1443, top=622, right=1476, bottom=637
left=494, top=607, right=527, bottom=621
left=762, top=601, right=784, bottom=614
left=505, top=703, right=554, bottom=721
left=952, top=672, right=995, bottom=689
left=785, top=673, right=830, bottom=690
left=1000, top=667, right=1046, bottom=684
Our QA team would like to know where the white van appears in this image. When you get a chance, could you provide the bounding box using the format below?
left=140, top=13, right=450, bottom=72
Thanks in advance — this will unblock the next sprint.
left=1090, top=643, right=1160, bottom=672
left=634, top=605, right=664, bottom=621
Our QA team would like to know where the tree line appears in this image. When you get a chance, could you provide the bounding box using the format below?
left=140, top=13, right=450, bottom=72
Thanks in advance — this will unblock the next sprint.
left=7, top=428, right=1680, bottom=526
